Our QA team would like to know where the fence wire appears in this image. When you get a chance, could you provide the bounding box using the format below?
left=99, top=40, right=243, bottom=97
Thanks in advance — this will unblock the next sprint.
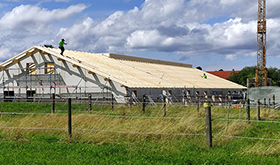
left=0, top=126, right=205, bottom=136
left=1, top=126, right=280, bottom=142
left=0, top=98, right=280, bottom=145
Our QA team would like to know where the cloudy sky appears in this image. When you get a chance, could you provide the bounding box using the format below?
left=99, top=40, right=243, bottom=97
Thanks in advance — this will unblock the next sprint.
left=0, top=0, right=280, bottom=71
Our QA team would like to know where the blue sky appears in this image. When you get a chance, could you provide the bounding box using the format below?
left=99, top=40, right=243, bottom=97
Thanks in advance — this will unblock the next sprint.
left=0, top=0, right=280, bottom=71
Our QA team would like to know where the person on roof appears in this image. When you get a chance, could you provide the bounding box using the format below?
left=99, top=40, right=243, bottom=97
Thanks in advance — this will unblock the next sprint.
left=59, top=39, right=67, bottom=55
left=203, top=73, right=207, bottom=79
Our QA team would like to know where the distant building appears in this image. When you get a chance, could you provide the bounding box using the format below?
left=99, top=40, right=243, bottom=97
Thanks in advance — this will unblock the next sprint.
left=207, top=69, right=240, bottom=79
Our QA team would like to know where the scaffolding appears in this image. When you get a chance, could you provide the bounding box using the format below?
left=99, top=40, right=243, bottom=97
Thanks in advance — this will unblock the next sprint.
left=0, top=65, right=113, bottom=103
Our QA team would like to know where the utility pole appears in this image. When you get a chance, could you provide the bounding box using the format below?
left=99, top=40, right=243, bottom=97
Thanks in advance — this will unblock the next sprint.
left=255, top=0, right=267, bottom=87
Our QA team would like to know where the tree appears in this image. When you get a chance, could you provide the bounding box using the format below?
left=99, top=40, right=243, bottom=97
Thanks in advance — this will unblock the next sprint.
left=44, top=45, right=54, bottom=48
left=219, top=69, right=224, bottom=71
left=267, top=67, right=280, bottom=86
left=196, top=66, right=202, bottom=70
left=227, top=66, right=280, bottom=87
left=227, top=66, right=256, bottom=86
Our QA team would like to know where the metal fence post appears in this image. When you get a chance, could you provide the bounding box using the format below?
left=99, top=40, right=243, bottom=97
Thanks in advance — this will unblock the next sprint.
left=111, top=94, right=114, bottom=111
left=163, top=95, right=167, bottom=117
left=51, top=93, right=55, bottom=114
left=142, top=94, right=146, bottom=113
left=273, top=95, right=275, bottom=109
left=264, top=98, right=266, bottom=108
left=246, top=99, right=250, bottom=122
left=33, top=93, right=36, bottom=103
left=197, top=98, right=200, bottom=112
left=88, top=95, right=92, bottom=113
left=227, top=101, right=230, bottom=127
left=257, top=99, right=261, bottom=120
left=204, top=101, right=212, bottom=148
left=68, top=98, right=72, bottom=138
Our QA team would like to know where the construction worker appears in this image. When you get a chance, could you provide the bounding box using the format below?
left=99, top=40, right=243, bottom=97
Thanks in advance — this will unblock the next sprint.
left=203, top=73, right=207, bottom=79
left=59, top=39, right=67, bottom=55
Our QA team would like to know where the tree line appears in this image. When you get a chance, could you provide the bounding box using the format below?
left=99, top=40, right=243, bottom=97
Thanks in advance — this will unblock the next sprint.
left=227, top=66, right=280, bottom=87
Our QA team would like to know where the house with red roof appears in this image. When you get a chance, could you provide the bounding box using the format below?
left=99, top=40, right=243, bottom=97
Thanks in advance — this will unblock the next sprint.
left=207, top=70, right=240, bottom=79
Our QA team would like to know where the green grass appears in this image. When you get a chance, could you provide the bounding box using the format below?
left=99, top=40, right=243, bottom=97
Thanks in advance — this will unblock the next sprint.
left=0, top=138, right=279, bottom=164
left=0, top=102, right=280, bottom=164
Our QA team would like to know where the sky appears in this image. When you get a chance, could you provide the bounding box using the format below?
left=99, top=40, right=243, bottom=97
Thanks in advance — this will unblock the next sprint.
left=0, top=0, right=280, bottom=71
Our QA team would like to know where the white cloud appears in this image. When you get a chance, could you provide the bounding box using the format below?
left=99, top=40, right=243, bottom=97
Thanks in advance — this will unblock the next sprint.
left=0, top=4, right=87, bottom=61
left=126, top=30, right=163, bottom=49
left=52, top=0, right=280, bottom=60
left=0, top=46, right=11, bottom=61
left=0, top=4, right=87, bottom=34
left=226, top=54, right=237, bottom=61
left=1, top=0, right=280, bottom=65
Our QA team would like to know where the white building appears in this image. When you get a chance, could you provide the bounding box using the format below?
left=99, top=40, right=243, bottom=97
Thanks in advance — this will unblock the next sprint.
left=0, top=46, right=246, bottom=103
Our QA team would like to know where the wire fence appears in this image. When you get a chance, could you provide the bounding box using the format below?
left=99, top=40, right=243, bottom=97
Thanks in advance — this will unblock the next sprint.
left=0, top=97, right=280, bottom=147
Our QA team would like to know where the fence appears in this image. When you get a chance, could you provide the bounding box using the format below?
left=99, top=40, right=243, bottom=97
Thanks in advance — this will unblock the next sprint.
left=0, top=96, right=279, bottom=147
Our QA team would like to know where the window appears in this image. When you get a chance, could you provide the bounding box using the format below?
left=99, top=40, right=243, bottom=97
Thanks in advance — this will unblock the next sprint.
left=26, top=63, right=36, bottom=75
left=4, top=91, right=14, bottom=102
left=45, top=63, right=54, bottom=74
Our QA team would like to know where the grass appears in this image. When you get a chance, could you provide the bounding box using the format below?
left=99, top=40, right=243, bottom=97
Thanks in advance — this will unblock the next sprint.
left=0, top=138, right=279, bottom=164
left=0, top=102, right=280, bottom=164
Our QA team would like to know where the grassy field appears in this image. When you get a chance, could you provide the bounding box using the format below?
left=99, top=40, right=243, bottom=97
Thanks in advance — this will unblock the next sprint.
left=0, top=102, right=279, bottom=164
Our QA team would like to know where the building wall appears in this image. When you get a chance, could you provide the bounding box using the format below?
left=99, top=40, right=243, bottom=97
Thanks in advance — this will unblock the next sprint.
left=129, top=87, right=245, bottom=103
left=0, top=50, right=126, bottom=100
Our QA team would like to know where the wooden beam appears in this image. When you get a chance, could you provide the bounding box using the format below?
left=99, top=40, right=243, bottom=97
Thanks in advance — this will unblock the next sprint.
left=57, top=57, right=65, bottom=62
left=72, top=64, right=79, bottom=68
left=34, top=48, right=41, bottom=52
left=0, top=65, right=5, bottom=70
left=26, top=52, right=33, bottom=56
left=104, top=77, right=111, bottom=81
left=42, top=51, right=50, bottom=55
left=12, top=59, right=19, bottom=63
left=121, top=84, right=128, bottom=88
left=87, top=70, right=95, bottom=75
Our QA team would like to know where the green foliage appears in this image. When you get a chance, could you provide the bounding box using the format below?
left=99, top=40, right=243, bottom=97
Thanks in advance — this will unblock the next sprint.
left=267, top=67, right=280, bottom=86
left=227, top=66, right=256, bottom=86
left=228, top=66, right=280, bottom=87
left=44, top=44, right=54, bottom=48
left=196, top=66, right=202, bottom=70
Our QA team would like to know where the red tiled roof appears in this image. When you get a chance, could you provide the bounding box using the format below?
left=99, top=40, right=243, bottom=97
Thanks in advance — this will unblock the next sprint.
left=207, top=71, right=240, bottom=79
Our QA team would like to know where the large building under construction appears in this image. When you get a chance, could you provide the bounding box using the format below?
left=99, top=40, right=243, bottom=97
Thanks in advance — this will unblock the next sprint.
left=0, top=46, right=245, bottom=103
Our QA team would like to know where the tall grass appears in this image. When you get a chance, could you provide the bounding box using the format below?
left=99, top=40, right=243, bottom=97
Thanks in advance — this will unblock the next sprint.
left=0, top=102, right=280, bottom=157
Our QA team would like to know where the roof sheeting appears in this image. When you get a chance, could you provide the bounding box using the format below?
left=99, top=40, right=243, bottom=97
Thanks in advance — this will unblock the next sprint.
left=1, top=46, right=246, bottom=89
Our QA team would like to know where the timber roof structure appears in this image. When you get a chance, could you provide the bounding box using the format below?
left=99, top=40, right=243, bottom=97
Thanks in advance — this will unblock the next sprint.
left=0, top=46, right=246, bottom=89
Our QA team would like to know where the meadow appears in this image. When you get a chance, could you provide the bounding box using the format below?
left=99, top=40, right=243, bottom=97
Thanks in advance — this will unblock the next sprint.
left=0, top=102, right=279, bottom=164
